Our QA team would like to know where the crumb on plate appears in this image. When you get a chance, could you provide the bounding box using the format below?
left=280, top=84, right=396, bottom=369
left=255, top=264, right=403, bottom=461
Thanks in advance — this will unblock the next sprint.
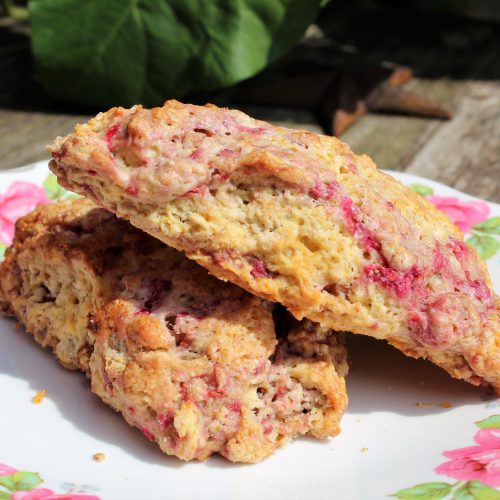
left=360, top=447, right=368, bottom=453
left=416, top=401, right=453, bottom=409
left=32, top=389, right=46, bottom=404
left=92, top=452, right=106, bottom=462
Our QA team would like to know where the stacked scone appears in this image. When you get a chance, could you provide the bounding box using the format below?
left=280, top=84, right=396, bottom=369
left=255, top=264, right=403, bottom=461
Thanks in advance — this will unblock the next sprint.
left=1, top=100, right=499, bottom=463
left=0, top=199, right=348, bottom=462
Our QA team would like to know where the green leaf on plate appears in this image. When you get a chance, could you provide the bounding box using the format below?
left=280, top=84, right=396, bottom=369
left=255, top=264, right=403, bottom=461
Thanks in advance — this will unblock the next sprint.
left=0, top=491, right=12, bottom=499
left=453, top=481, right=500, bottom=500
left=29, top=0, right=322, bottom=108
left=390, top=482, right=453, bottom=499
left=42, top=174, right=78, bottom=200
left=409, top=184, right=434, bottom=196
left=467, top=235, right=500, bottom=260
left=472, top=217, right=500, bottom=235
left=43, top=173, right=66, bottom=200
left=0, top=476, right=16, bottom=492
left=476, top=415, right=500, bottom=429
left=10, top=471, right=43, bottom=491
left=0, top=243, right=6, bottom=259
left=0, top=472, right=43, bottom=492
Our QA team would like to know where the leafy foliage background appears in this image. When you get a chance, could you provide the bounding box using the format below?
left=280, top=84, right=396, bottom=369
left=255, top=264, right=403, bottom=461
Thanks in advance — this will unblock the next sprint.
left=28, top=0, right=321, bottom=107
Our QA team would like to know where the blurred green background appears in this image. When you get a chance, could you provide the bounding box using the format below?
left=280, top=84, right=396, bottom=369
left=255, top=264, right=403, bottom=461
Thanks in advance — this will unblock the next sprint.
left=3, top=0, right=500, bottom=110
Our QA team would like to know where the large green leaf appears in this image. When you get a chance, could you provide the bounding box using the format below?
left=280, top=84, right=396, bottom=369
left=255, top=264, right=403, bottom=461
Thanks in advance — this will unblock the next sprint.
left=454, top=481, right=500, bottom=500
left=390, top=482, right=453, bottom=499
left=29, top=0, right=321, bottom=108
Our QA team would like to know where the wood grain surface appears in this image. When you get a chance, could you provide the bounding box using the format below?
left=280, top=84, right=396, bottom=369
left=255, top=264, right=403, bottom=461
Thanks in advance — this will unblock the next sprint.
left=342, top=80, right=500, bottom=203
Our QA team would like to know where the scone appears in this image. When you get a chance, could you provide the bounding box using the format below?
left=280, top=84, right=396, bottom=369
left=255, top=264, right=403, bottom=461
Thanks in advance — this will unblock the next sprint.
left=0, top=199, right=348, bottom=463
left=48, top=100, right=500, bottom=392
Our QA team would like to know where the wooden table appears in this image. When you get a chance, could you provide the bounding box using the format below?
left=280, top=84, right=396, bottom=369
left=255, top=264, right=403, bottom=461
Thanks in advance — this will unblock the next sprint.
left=344, top=79, right=500, bottom=203
left=1, top=77, right=498, bottom=203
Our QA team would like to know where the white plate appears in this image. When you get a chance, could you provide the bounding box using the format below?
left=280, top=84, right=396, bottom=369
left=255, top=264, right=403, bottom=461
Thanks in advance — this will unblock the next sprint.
left=0, top=161, right=499, bottom=500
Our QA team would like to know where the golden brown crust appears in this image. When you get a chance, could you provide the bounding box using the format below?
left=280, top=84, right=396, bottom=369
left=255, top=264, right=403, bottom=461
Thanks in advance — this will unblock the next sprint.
left=0, top=199, right=348, bottom=462
left=49, top=100, right=499, bottom=392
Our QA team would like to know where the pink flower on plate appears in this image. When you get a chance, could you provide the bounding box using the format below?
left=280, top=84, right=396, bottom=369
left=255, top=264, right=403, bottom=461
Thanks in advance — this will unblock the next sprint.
left=0, top=181, right=50, bottom=245
left=0, top=463, right=17, bottom=476
left=12, top=489, right=54, bottom=500
left=12, top=489, right=100, bottom=500
left=428, top=195, right=490, bottom=234
left=434, top=428, right=500, bottom=487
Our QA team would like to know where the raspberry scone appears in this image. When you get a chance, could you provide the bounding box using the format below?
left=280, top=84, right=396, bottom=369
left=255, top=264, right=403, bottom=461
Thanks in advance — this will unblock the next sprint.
left=48, top=100, right=500, bottom=392
left=0, top=199, right=348, bottom=463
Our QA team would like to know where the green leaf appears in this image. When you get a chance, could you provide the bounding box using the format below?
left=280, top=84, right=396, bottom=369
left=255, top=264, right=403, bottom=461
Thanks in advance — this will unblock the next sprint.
left=467, top=235, right=500, bottom=260
left=0, top=472, right=43, bottom=492
left=476, top=415, right=500, bottom=429
left=390, top=482, right=453, bottom=499
left=454, top=481, right=500, bottom=500
left=0, top=243, right=6, bottom=259
left=43, top=173, right=66, bottom=200
left=42, top=174, right=79, bottom=200
left=29, top=0, right=322, bottom=108
left=10, top=471, right=43, bottom=491
left=0, top=477, right=16, bottom=492
left=409, top=184, right=434, bottom=196
left=472, top=217, right=500, bottom=235
left=0, top=491, right=11, bottom=500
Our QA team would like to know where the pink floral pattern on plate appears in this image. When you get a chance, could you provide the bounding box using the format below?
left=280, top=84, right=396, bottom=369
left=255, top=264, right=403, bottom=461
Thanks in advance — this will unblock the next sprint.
left=0, top=175, right=76, bottom=258
left=435, top=428, right=500, bottom=487
left=12, top=489, right=98, bottom=500
left=0, top=182, right=49, bottom=245
left=0, top=465, right=18, bottom=477
left=428, top=196, right=490, bottom=234
left=0, top=462, right=99, bottom=500
left=391, top=415, right=500, bottom=499
left=409, top=183, right=500, bottom=261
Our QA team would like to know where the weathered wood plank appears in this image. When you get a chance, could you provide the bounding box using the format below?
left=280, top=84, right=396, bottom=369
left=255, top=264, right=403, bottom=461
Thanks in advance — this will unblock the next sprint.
left=339, top=79, right=500, bottom=203
left=340, top=78, right=464, bottom=169
left=404, top=81, right=500, bottom=203
left=0, top=110, right=90, bottom=170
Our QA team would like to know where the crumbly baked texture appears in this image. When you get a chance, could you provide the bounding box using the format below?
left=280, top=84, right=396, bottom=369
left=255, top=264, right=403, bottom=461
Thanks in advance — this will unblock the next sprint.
left=0, top=199, right=348, bottom=462
left=48, top=100, right=500, bottom=393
